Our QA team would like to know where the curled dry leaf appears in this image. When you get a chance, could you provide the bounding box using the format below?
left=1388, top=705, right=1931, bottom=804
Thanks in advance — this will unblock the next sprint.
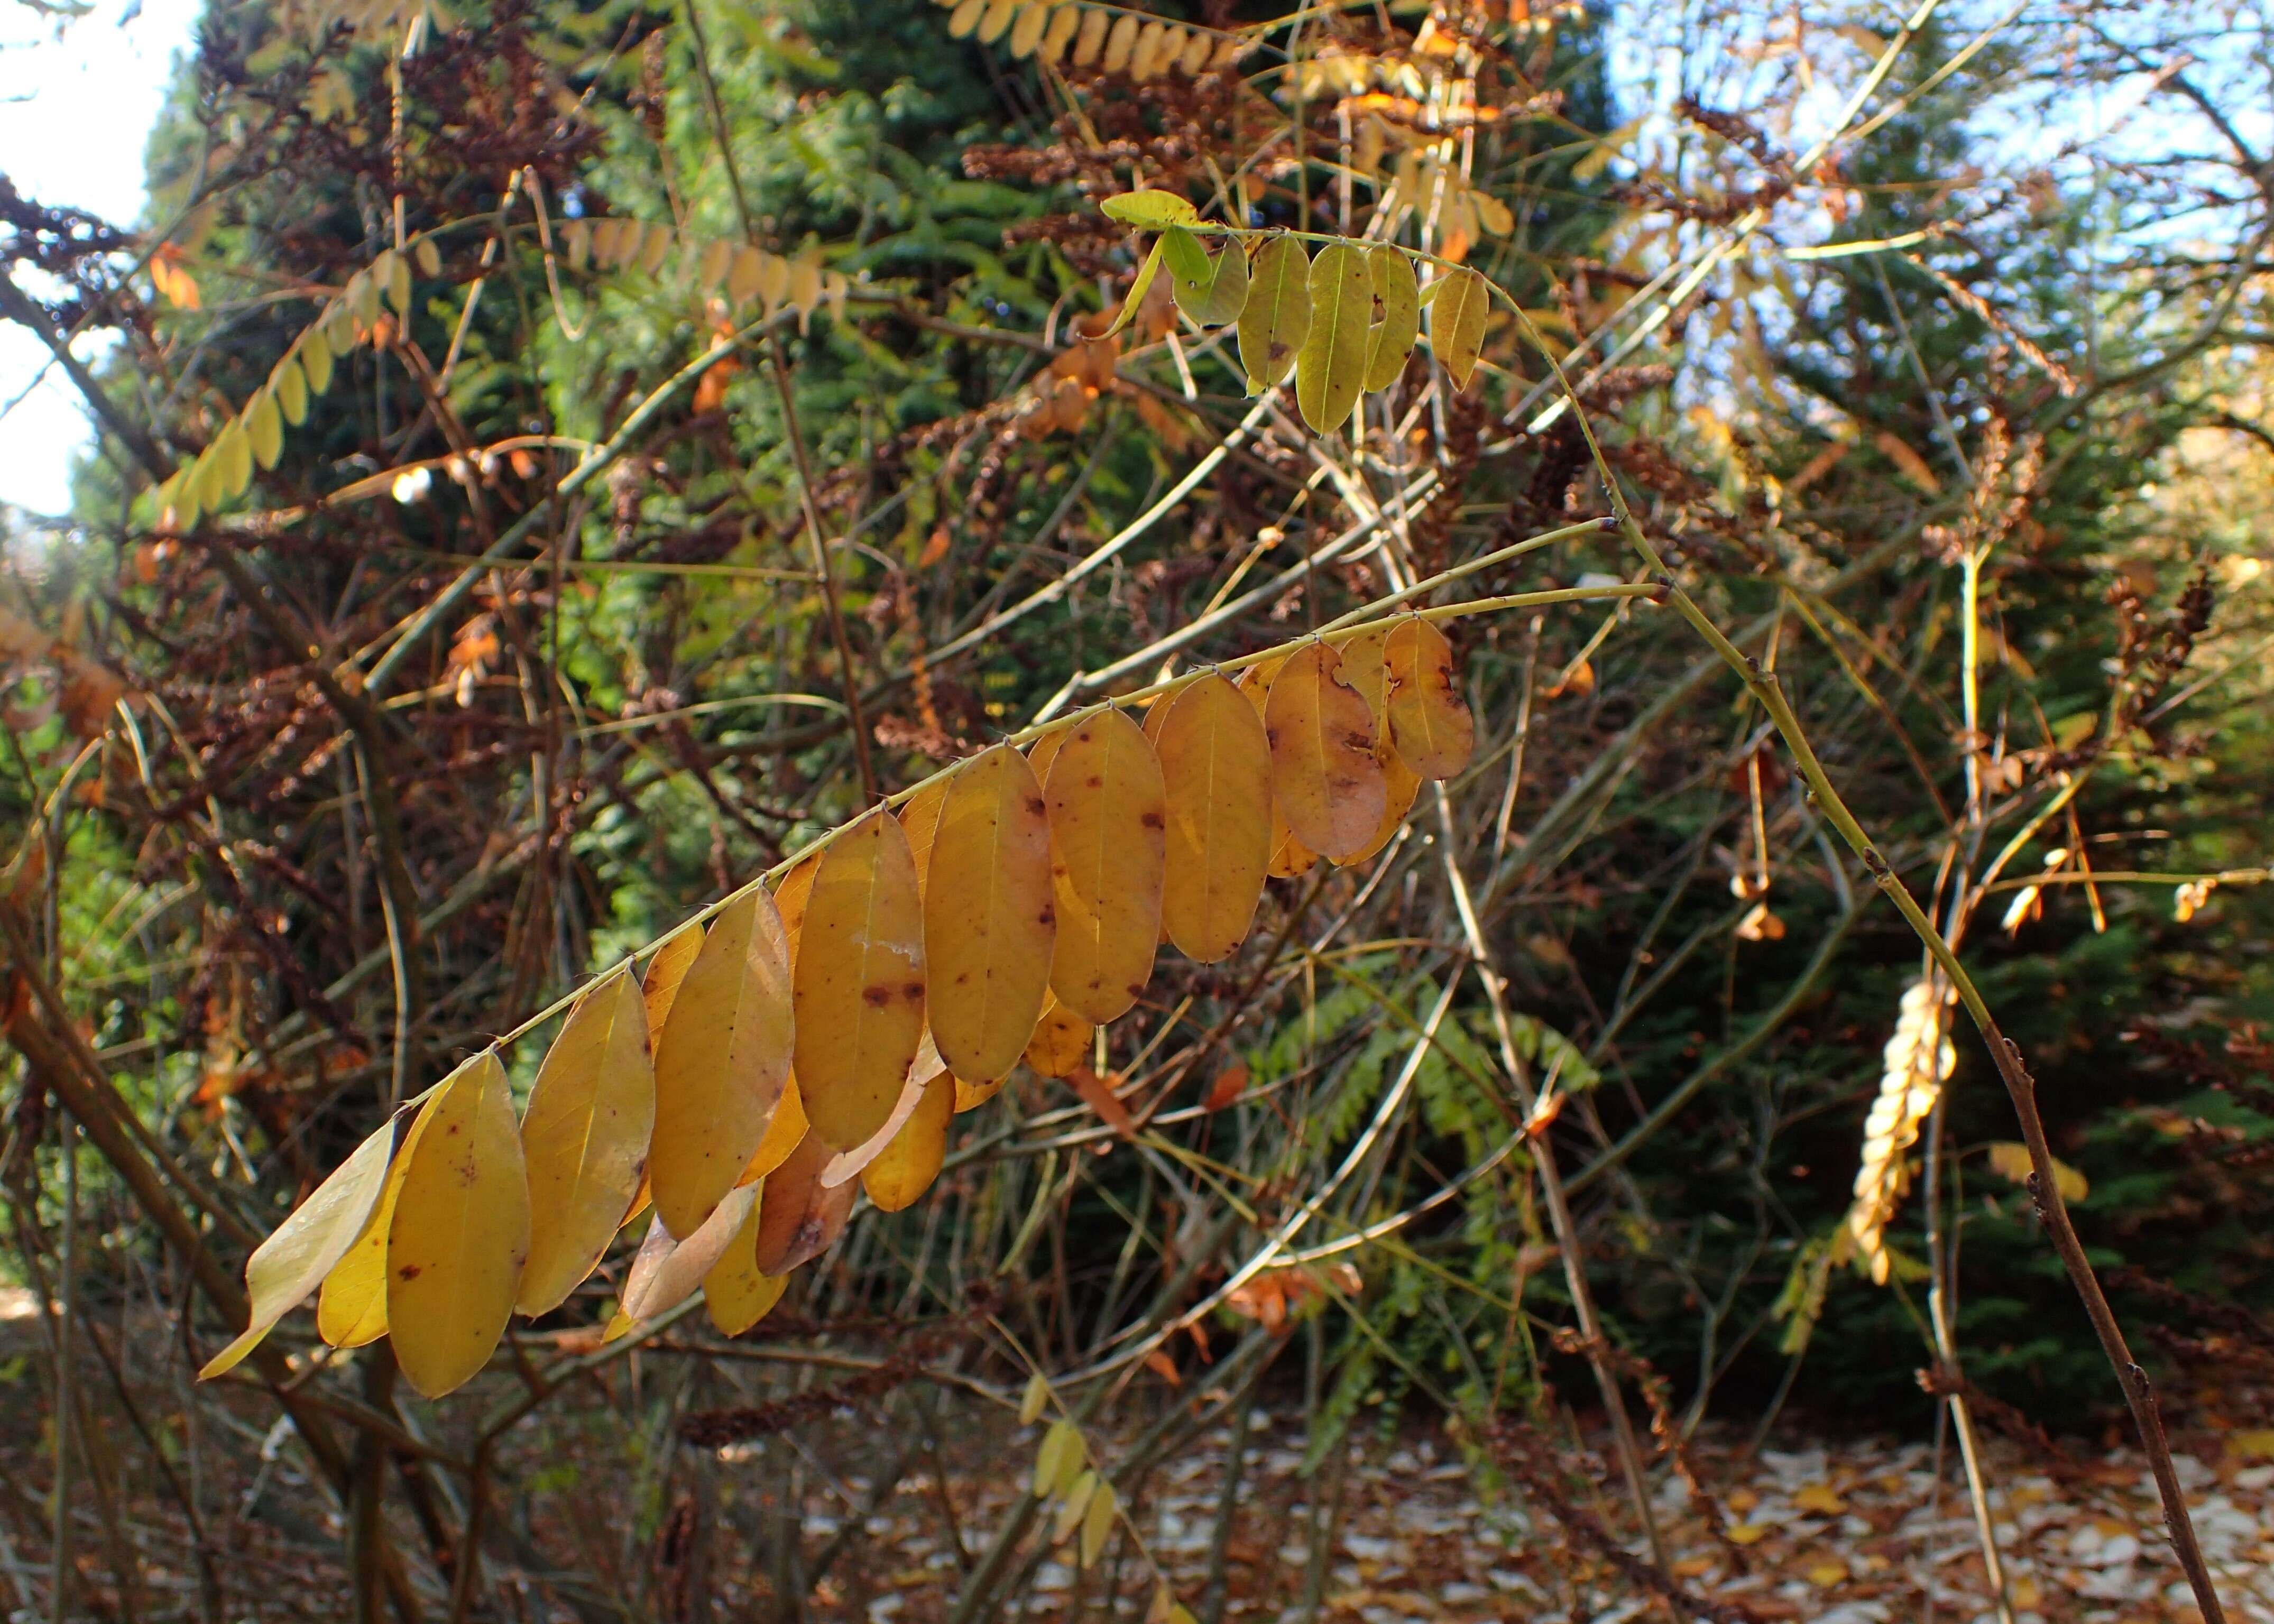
left=753, top=1129, right=857, bottom=1276
left=651, top=889, right=795, bottom=1238
left=1065, top=1066, right=1136, bottom=1138
left=794, top=809, right=927, bottom=1151
left=820, top=1031, right=944, bottom=1188
left=516, top=968, right=655, bottom=1316
left=1154, top=673, right=1272, bottom=964
left=925, top=745, right=1056, bottom=1082
left=1265, top=642, right=1387, bottom=863
left=1044, top=708, right=1167, bottom=1024
left=200, top=1112, right=397, bottom=1379
left=385, top=1053, right=530, bottom=1398
left=618, top=1183, right=759, bottom=1322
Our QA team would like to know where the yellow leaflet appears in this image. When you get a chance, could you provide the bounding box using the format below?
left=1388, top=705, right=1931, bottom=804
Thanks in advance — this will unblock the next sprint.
left=900, top=777, right=950, bottom=892
left=1044, top=708, right=1167, bottom=1024
left=1384, top=617, right=1476, bottom=780
left=1363, top=246, right=1420, bottom=393
left=385, top=1052, right=530, bottom=1398
left=1237, top=659, right=1319, bottom=878
left=641, top=921, right=704, bottom=1037
left=1080, top=1480, right=1117, bottom=1566
left=651, top=888, right=795, bottom=1238
left=1329, top=626, right=1419, bottom=865
left=1054, top=1470, right=1099, bottom=1541
left=1431, top=267, right=1490, bottom=389
left=953, top=1072, right=1009, bottom=1112
left=200, top=1113, right=396, bottom=1379
left=618, top=1183, right=759, bottom=1322
left=1155, top=674, right=1271, bottom=964
left=862, top=1071, right=955, bottom=1212
left=317, top=1088, right=445, bottom=1348
left=1295, top=243, right=1371, bottom=436
left=794, top=809, right=927, bottom=1151
left=702, top=1195, right=789, bottom=1336
left=1237, top=235, right=1311, bottom=393
left=1167, top=229, right=1249, bottom=327
left=1264, top=642, right=1385, bottom=863
left=753, top=1129, right=855, bottom=1276
left=926, top=745, right=1056, bottom=1083
left=1034, top=1419, right=1082, bottom=1495
left=516, top=968, right=656, bottom=1316
left=736, top=1078, right=807, bottom=1186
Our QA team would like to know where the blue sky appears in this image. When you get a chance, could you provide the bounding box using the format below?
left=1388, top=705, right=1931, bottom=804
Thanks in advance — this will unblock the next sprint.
left=0, top=0, right=201, bottom=516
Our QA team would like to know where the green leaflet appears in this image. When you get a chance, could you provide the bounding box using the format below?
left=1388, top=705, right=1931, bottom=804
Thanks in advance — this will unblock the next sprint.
left=1166, top=227, right=1249, bottom=326
left=1363, top=246, right=1420, bottom=392
left=247, top=391, right=283, bottom=470
left=274, top=356, right=308, bottom=426
left=1099, top=238, right=1166, bottom=339
left=1101, top=189, right=1199, bottom=229
left=1431, top=266, right=1489, bottom=389
left=1236, top=234, right=1311, bottom=392
left=1294, top=241, right=1370, bottom=435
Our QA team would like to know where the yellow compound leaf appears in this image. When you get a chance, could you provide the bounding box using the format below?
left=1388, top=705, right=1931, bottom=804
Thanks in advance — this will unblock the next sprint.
left=1024, top=991, right=1092, bottom=1078
left=861, top=1069, right=955, bottom=1211
left=1264, top=642, right=1387, bottom=863
left=1431, top=266, right=1490, bottom=389
left=1155, top=673, right=1271, bottom=963
left=1384, top=617, right=1475, bottom=780
left=641, top=922, right=704, bottom=1038
left=618, top=1183, right=759, bottom=1322
left=384, top=1053, right=530, bottom=1398
left=515, top=968, right=655, bottom=1316
left=1363, top=246, right=1420, bottom=392
left=651, top=889, right=795, bottom=1238
left=199, top=1113, right=396, bottom=1379
left=1044, top=707, right=1167, bottom=1023
left=1295, top=242, right=1371, bottom=436
left=926, top=745, right=1056, bottom=1082
left=318, top=1087, right=445, bottom=1348
left=702, top=1195, right=789, bottom=1336
left=753, top=1129, right=855, bottom=1276
left=736, top=1078, right=807, bottom=1186
left=1237, top=234, right=1311, bottom=393
left=794, top=809, right=927, bottom=1151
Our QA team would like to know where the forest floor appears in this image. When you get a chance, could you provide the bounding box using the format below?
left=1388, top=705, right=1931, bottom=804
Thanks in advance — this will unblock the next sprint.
left=4, top=1294, right=2272, bottom=1624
